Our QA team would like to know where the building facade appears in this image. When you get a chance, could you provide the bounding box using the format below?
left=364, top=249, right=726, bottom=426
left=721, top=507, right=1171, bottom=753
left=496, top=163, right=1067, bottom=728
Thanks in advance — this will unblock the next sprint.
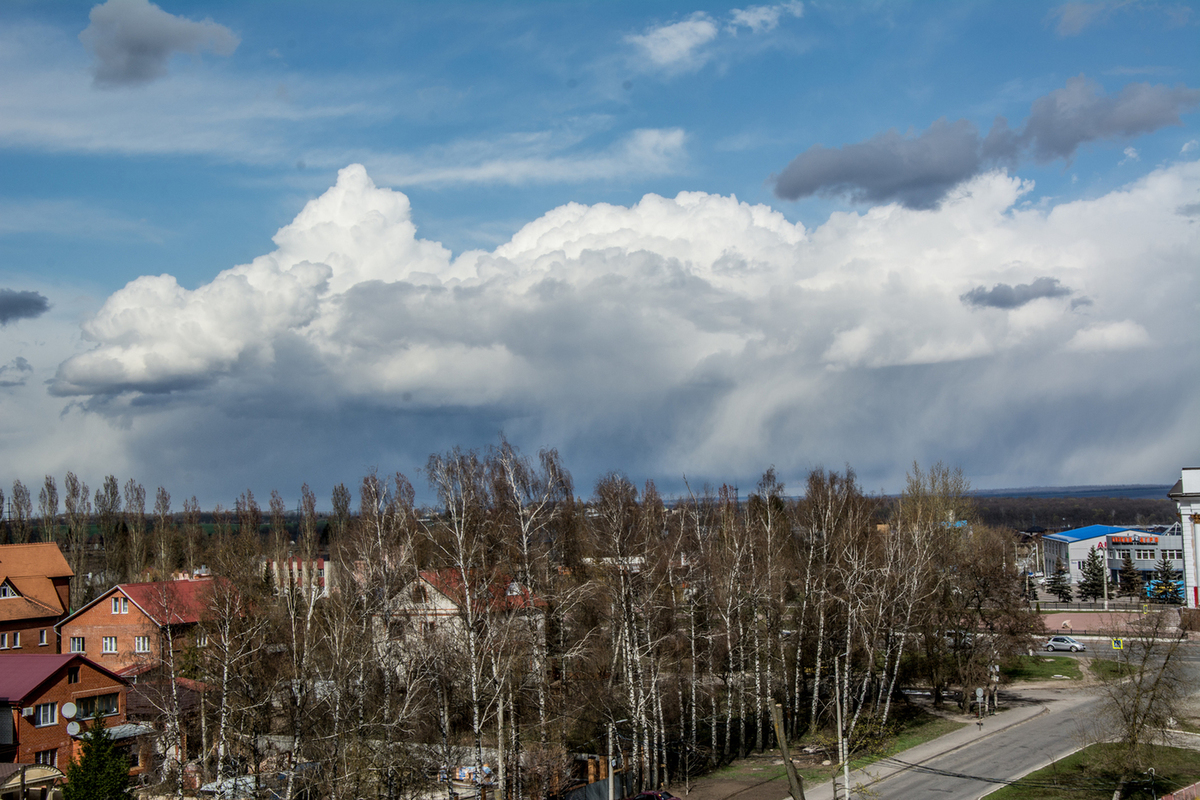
left=55, top=577, right=214, bottom=677
left=0, top=654, right=128, bottom=770
left=1042, top=523, right=1183, bottom=587
left=1168, top=467, right=1200, bottom=609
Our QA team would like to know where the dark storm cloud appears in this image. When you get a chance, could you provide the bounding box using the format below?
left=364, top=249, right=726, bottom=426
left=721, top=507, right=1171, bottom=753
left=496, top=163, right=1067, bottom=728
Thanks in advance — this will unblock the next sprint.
left=79, top=0, right=239, bottom=87
left=960, top=277, right=1072, bottom=310
left=1019, top=77, right=1200, bottom=162
left=0, top=289, right=50, bottom=325
left=772, top=76, right=1199, bottom=209
left=772, top=119, right=983, bottom=210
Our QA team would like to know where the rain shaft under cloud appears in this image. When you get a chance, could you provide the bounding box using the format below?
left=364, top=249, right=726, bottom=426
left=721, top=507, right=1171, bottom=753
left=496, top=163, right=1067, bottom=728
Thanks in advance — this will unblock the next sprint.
left=45, top=159, right=1200, bottom=496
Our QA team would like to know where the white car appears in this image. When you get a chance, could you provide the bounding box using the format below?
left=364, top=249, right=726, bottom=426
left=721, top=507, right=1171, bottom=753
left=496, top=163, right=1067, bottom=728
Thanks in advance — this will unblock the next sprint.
left=1045, top=635, right=1086, bottom=652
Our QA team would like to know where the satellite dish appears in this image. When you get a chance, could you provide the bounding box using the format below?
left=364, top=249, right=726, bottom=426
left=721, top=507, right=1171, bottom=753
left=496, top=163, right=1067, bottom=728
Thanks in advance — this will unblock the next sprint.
left=61, top=702, right=77, bottom=720
left=66, top=721, right=80, bottom=736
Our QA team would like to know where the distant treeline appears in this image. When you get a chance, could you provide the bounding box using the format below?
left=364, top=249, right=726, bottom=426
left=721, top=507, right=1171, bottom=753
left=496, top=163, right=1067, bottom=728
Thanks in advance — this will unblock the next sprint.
left=963, top=495, right=1178, bottom=530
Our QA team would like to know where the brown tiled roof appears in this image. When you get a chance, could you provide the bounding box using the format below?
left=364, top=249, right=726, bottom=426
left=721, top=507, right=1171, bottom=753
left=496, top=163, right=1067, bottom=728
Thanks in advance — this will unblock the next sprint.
left=8, top=576, right=64, bottom=614
left=0, top=543, right=71, bottom=621
left=0, top=543, right=72, bottom=580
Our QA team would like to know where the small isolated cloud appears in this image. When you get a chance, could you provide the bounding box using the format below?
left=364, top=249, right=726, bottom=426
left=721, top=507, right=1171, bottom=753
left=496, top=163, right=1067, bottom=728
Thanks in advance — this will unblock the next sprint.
left=961, top=277, right=1072, bottom=310
left=773, top=75, right=1200, bottom=208
left=1065, top=320, right=1152, bottom=352
left=728, top=1, right=803, bottom=33
left=1050, top=1, right=1129, bottom=36
left=1183, top=139, right=1199, bottom=153
left=0, top=289, right=50, bottom=325
left=1120, top=146, right=1139, bottom=164
left=629, top=3, right=803, bottom=73
left=0, top=357, right=34, bottom=388
left=1050, top=1, right=1191, bottom=36
left=79, top=0, right=240, bottom=87
left=627, top=13, right=719, bottom=70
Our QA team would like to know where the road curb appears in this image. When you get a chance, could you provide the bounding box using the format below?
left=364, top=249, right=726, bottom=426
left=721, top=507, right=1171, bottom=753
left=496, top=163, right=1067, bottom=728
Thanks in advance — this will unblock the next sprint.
left=814, top=702, right=1052, bottom=799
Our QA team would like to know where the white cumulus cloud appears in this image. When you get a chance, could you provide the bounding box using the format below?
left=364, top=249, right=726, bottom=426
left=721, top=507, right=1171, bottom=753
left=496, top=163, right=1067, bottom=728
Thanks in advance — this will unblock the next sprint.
left=45, top=159, right=1200, bottom=496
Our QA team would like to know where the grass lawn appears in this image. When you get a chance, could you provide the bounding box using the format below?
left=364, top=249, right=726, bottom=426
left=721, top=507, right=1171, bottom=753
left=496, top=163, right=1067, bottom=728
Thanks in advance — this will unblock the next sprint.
left=1001, top=655, right=1082, bottom=682
left=984, top=743, right=1200, bottom=799
left=795, top=707, right=967, bottom=786
left=1088, top=657, right=1133, bottom=680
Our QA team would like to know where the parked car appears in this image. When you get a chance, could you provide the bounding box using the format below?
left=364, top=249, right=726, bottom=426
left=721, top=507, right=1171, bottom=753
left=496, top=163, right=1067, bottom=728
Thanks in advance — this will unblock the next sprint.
left=623, top=792, right=677, bottom=800
left=1044, top=635, right=1086, bottom=652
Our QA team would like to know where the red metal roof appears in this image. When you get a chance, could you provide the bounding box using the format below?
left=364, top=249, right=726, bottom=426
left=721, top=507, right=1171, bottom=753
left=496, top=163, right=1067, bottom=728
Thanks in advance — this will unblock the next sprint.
left=115, top=578, right=218, bottom=626
left=0, top=654, right=124, bottom=702
left=418, top=569, right=546, bottom=613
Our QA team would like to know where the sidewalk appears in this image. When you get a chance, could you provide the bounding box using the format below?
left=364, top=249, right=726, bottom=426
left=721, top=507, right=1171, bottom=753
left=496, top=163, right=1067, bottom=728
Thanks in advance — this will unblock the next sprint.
left=795, top=698, right=1051, bottom=800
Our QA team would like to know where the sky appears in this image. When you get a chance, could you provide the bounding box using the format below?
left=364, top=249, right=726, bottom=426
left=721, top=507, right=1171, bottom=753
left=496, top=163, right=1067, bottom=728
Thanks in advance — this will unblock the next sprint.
left=0, top=0, right=1198, bottom=508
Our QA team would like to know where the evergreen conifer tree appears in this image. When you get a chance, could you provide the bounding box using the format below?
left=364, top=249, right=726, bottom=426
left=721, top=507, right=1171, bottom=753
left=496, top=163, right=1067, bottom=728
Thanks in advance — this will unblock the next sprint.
left=1047, top=556, right=1073, bottom=602
left=1078, top=546, right=1106, bottom=602
left=1150, top=556, right=1182, bottom=605
left=64, top=712, right=131, bottom=800
left=1118, top=552, right=1142, bottom=599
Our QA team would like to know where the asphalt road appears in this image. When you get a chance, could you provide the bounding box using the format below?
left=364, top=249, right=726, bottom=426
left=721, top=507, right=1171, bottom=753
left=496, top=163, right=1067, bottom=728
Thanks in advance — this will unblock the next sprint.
left=854, top=643, right=1200, bottom=799
left=861, top=690, right=1101, bottom=799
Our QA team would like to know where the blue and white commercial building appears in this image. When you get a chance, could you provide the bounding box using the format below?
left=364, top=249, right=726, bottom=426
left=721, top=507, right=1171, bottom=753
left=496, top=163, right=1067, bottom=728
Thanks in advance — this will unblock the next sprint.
left=1043, top=524, right=1183, bottom=586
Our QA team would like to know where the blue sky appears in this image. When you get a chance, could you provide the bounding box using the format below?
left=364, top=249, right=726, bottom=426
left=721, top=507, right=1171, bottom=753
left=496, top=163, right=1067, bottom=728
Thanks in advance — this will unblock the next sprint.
left=0, top=0, right=1197, bottom=507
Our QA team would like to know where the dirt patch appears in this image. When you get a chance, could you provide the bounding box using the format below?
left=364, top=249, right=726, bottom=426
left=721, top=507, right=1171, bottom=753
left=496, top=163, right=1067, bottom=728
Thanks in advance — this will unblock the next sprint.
left=672, top=762, right=792, bottom=800
left=670, top=755, right=826, bottom=800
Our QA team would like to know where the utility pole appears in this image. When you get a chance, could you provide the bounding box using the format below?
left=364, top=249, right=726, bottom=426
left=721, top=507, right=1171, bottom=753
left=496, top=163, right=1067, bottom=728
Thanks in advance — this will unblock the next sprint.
left=1103, top=548, right=1110, bottom=610
left=608, top=724, right=615, bottom=800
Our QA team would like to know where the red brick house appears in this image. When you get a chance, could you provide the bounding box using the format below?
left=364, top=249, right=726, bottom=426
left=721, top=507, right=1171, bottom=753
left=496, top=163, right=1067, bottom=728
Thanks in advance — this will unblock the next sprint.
left=0, top=544, right=72, bottom=654
left=0, top=654, right=129, bottom=770
left=55, top=577, right=214, bottom=677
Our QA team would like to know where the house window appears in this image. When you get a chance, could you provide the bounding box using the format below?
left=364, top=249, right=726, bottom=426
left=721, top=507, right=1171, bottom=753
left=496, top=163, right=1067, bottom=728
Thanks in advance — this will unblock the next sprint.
left=0, top=584, right=16, bottom=598
left=69, top=636, right=85, bottom=653
left=135, top=636, right=150, bottom=653
left=67, top=667, right=80, bottom=684
left=1164, top=549, right=1183, bottom=560
left=38, top=629, right=47, bottom=646
left=12, top=632, right=19, bottom=648
left=0, top=633, right=8, bottom=649
left=102, top=636, right=117, bottom=653
left=34, top=703, right=56, bottom=727
left=1136, top=549, right=1156, bottom=561
left=412, top=584, right=427, bottom=603
left=77, top=693, right=119, bottom=719
left=196, top=631, right=208, bottom=648
left=34, top=749, right=57, bottom=767
left=122, top=597, right=128, bottom=614
left=112, top=597, right=121, bottom=614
